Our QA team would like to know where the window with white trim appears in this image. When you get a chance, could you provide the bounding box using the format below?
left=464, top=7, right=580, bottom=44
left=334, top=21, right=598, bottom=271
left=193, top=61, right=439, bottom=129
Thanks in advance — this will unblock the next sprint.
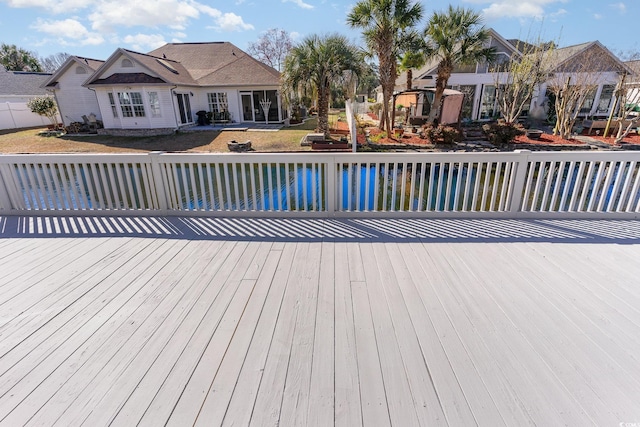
left=118, top=92, right=145, bottom=117
left=148, top=92, right=161, bottom=117
left=107, top=92, right=118, bottom=117
left=121, top=58, right=133, bottom=68
left=207, top=92, right=228, bottom=113
left=75, top=66, right=87, bottom=74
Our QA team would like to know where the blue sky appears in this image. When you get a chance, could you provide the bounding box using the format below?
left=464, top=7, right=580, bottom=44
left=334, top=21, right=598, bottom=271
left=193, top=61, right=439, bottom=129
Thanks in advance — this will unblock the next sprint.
left=0, top=0, right=637, bottom=63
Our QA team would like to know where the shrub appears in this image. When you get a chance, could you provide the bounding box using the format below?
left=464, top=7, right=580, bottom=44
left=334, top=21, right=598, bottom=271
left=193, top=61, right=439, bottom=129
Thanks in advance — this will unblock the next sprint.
left=369, top=103, right=382, bottom=116
left=482, top=120, right=525, bottom=145
left=423, top=124, right=461, bottom=145
left=27, top=96, right=59, bottom=129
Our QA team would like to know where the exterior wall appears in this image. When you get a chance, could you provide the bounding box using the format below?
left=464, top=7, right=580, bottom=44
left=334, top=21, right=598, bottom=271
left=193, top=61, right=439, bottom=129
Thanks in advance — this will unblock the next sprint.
left=95, top=87, right=177, bottom=130
left=191, top=86, right=283, bottom=123
left=191, top=88, right=241, bottom=123
left=532, top=71, right=621, bottom=118
left=52, top=63, right=101, bottom=126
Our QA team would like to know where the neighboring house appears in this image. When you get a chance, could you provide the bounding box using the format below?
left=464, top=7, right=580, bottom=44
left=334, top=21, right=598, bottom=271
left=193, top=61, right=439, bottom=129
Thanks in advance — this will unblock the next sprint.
left=532, top=41, right=631, bottom=119
left=42, top=56, right=105, bottom=127
left=0, top=65, right=60, bottom=130
left=395, top=29, right=521, bottom=121
left=80, top=42, right=282, bottom=135
left=396, top=30, right=630, bottom=122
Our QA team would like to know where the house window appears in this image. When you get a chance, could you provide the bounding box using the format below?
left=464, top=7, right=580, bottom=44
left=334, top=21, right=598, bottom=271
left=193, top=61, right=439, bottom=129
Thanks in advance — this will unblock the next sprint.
left=148, top=92, right=161, bottom=117
left=580, top=88, right=598, bottom=114
left=118, top=92, right=145, bottom=118
left=107, top=92, right=118, bottom=117
left=121, top=59, right=133, bottom=68
left=596, top=85, right=615, bottom=114
left=75, top=66, right=87, bottom=74
left=208, top=92, right=229, bottom=121
left=208, top=92, right=228, bottom=113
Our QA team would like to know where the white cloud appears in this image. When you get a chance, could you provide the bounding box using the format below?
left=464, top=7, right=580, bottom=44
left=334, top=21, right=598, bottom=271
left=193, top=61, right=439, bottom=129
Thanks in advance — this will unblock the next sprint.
left=610, top=2, right=626, bottom=13
left=282, top=0, right=314, bottom=10
left=123, top=33, right=166, bottom=51
left=477, top=0, right=567, bottom=20
left=211, top=12, right=254, bottom=31
left=88, top=0, right=200, bottom=32
left=31, top=18, right=104, bottom=45
left=290, top=31, right=301, bottom=41
left=594, top=13, right=603, bottom=19
left=3, top=0, right=88, bottom=13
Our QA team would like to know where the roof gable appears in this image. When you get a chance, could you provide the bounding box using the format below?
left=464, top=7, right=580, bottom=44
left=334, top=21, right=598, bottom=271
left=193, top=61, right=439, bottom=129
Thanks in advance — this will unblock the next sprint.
left=41, top=55, right=105, bottom=88
left=84, top=49, right=197, bottom=87
left=548, top=41, right=630, bottom=74
left=413, top=28, right=519, bottom=80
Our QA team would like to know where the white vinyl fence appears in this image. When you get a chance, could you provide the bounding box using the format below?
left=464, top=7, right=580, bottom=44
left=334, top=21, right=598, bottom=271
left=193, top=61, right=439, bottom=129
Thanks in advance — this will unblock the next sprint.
left=1, top=151, right=639, bottom=218
left=0, top=99, right=61, bottom=130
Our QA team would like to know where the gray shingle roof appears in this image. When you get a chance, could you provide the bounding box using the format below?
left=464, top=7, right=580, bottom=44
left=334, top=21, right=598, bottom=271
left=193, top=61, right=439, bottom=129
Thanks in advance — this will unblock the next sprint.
left=89, top=72, right=166, bottom=85
left=147, top=42, right=280, bottom=86
left=0, top=68, right=53, bottom=96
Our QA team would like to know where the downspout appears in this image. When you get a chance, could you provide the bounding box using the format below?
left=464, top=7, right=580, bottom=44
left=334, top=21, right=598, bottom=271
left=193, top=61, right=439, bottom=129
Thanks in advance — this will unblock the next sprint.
left=169, top=86, right=179, bottom=130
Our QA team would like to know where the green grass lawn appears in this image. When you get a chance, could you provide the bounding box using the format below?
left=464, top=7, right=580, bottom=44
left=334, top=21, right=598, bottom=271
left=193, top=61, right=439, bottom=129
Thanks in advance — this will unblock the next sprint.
left=0, top=118, right=319, bottom=154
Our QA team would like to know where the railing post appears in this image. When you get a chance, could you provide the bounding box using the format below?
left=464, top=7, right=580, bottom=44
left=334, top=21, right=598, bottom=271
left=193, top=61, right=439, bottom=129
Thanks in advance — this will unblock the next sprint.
left=326, top=155, right=336, bottom=215
left=148, top=151, right=169, bottom=213
left=508, top=150, right=531, bottom=215
left=0, top=161, right=17, bottom=212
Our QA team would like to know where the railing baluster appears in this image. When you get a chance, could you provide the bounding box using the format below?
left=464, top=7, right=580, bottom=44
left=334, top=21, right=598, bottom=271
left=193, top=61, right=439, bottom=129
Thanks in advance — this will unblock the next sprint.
left=444, top=162, right=453, bottom=212
left=619, top=161, right=637, bottom=212
left=224, top=162, right=233, bottom=211
left=233, top=163, right=242, bottom=211
left=241, top=163, right=249, bottom=211
left=489, top=162, right=501, bottom=211
left=417, top=162, right=426, bottom=212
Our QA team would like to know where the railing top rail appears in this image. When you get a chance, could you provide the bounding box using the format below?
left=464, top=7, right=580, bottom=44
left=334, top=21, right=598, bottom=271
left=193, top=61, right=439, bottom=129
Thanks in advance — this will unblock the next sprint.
left=2, top=150, right=640, bottom=165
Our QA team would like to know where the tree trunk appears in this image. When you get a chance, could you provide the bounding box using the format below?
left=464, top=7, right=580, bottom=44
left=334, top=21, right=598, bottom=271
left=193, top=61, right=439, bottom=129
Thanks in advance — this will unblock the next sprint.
left=317, top=84, right=330, bottom=139
left=406, top=69, right=413, bottom=91
left=427, top=63, right=452, bottom=125
left=378, top=44, right=395, bottom=134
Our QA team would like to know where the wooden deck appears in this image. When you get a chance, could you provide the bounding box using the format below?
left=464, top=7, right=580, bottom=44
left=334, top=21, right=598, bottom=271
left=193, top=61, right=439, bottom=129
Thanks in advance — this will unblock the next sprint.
left=1, top=216, right=640, bottom=426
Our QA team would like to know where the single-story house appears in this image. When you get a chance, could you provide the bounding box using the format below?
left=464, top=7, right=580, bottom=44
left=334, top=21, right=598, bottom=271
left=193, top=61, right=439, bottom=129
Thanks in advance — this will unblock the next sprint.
left=43, top=42, right=284, bottom=135
left=394, top=29, right=633, bottom=122
left=0, top=65, right=61, bottom=130
left=42, top=56, right=105, bottom=127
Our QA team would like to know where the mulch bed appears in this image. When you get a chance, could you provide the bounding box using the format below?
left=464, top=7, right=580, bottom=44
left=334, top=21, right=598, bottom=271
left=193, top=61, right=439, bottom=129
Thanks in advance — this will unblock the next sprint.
left=513, top=133, right=586, bottom=145
left=580, top=130, right=640, bottom=145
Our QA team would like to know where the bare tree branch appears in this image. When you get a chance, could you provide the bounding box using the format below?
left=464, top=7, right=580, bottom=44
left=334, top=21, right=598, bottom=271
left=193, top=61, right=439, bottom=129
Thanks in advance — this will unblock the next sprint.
left=247, top=28, right=293, bottom=72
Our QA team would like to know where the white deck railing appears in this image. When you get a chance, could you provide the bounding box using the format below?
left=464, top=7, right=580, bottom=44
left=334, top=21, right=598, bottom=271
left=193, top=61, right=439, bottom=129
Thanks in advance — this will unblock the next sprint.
left=1, top=150, right=639, bottom=218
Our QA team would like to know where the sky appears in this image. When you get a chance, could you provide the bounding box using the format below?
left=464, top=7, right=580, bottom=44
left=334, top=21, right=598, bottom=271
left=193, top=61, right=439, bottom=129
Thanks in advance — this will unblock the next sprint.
left=0, top=0, right=638, bottom=64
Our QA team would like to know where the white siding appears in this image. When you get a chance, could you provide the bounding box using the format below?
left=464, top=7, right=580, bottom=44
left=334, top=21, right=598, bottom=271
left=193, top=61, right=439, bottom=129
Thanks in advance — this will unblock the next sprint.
left=54, top=62, right=101, bottom=126
left=96, top=88, right=177, bottom=129
left=191, top=89, right=241, bottom=123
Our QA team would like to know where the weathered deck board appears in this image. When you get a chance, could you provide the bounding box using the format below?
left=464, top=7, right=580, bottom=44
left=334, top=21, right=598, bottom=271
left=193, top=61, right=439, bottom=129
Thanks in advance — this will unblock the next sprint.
left=0, top=218, right=639, bottom=426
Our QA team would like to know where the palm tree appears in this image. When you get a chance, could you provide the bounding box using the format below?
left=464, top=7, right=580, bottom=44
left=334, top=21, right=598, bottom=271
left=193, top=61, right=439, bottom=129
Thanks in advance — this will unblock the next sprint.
left=424, top=6, right=495, bottom=123
left=398, top=31, right=427, bottom=91
left=281, top=34, right=363, bottom=139
left=348, top=0, right=424, bottom=133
